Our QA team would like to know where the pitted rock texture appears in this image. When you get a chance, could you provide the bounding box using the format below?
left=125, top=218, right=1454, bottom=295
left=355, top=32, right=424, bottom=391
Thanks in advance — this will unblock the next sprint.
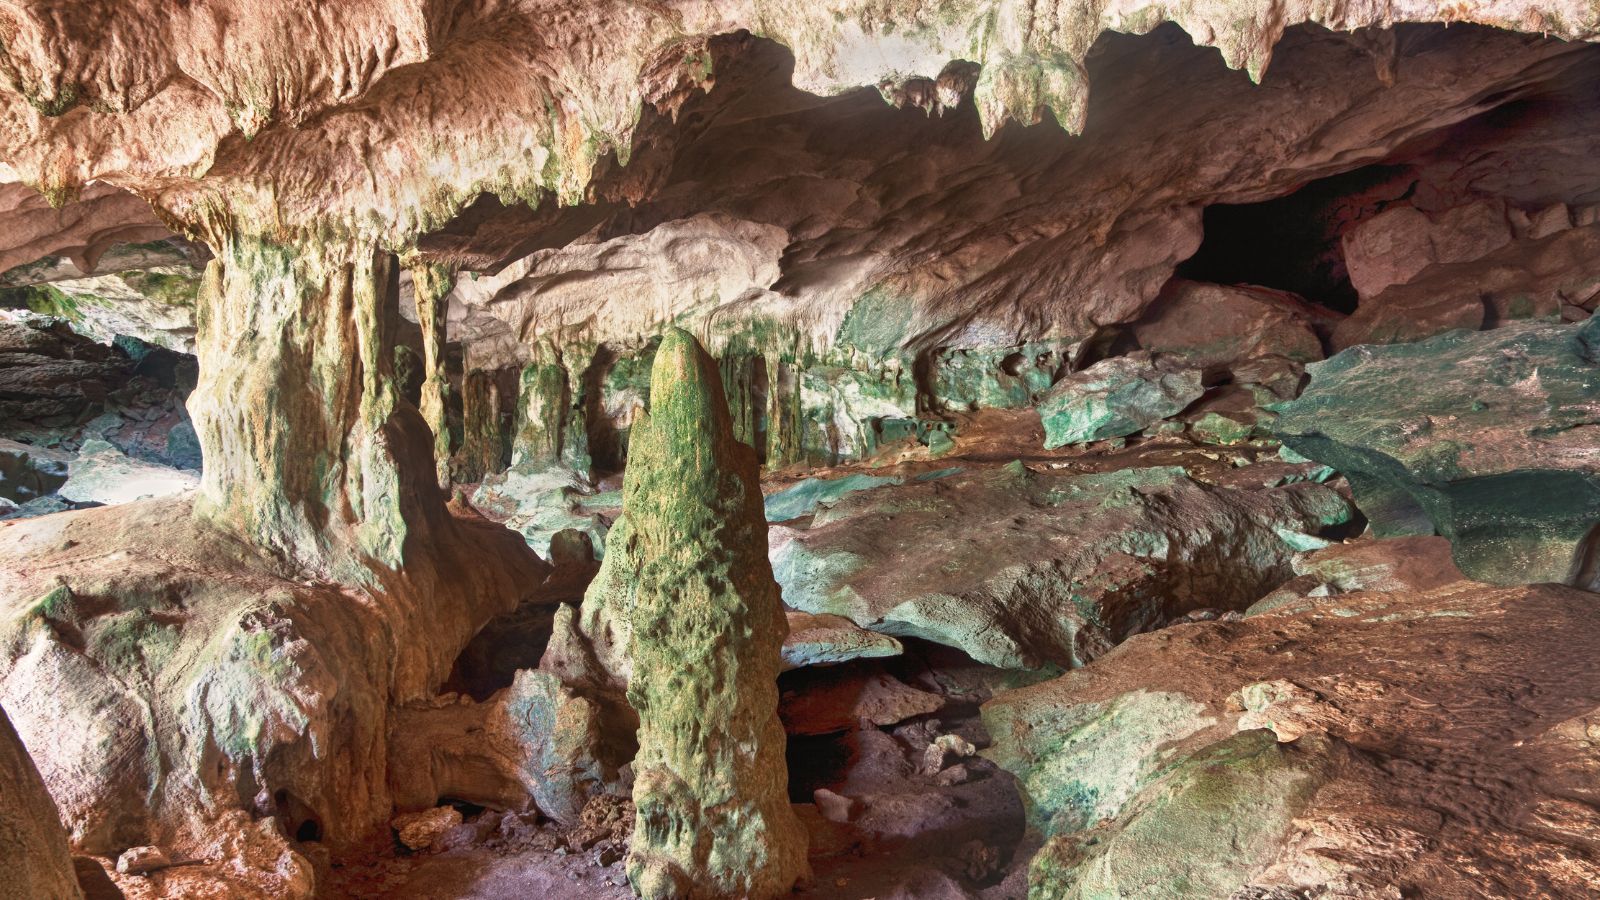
left=1276, top=316, right=1600, bottom=588
left=609, top=330, right=808, bottom=898
left=0, top=495, right=545, bottom=895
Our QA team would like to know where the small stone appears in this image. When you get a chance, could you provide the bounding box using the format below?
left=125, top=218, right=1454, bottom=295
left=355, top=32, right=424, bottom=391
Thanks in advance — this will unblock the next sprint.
left=609, top=871, right=629, bottom=886
left=922, top=733, right=977, bottom=774
left=813, top=788, right=858, bottom=824
left=392, top=806, right=463, bottom=851
left=116, top=845, right=170, bottom=876
left=959, top=840, right=1002, bottom=881
left=935, top=764, right=973, bottom=786
left=72, top=857, right=122, bottom=900
left=594, top=842, right=624, bottom=867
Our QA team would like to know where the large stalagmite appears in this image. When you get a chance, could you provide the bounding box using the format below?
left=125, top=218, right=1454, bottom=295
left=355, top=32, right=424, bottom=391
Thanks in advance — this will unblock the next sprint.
left=619, top=329, right=808, bottom=899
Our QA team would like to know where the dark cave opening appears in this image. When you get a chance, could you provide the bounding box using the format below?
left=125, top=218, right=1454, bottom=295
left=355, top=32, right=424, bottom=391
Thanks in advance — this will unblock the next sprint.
left=443, top=601, right=560, bottom=701
left=274, top=788, right=324, bottom=845
left=1177, top=164, right=1417, bottom=314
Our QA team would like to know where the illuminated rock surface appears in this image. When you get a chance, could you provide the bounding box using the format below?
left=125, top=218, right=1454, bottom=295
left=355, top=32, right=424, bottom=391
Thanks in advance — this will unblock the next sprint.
left=0, top=2, right=1597, bottom=897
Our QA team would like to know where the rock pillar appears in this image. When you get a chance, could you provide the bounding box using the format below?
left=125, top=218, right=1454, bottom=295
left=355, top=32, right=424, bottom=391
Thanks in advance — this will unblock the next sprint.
left=621, top=328, right=808, bottom=898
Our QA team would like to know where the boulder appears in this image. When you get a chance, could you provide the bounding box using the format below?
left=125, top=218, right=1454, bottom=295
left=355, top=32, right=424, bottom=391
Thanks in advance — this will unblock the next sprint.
left=1037, top=352, right=1204, bottom=449
left=781, top=611, right=904, bottom=671
left=1335, top=223, right=1600, bottom=349
left=984, top=579, right=1600, bottom=897
left=1276, top=317, right=1600, bottom=587
left=1133, top=279, right=1325, bottom=372
left=1342, top=201, right=1513, bottom=299
left=1029, top=731, right=1334, bottom=900
left=470, top=463, right=616, bottom=559
left=57, top=440, right=198, bottom=506
left=392, top=807, right=463, bottom=851
left=771, top=460, right=1353, bottom=669
left=779, top=665, right=944, bottom=736
left=0, top=438, right=70, bottom=504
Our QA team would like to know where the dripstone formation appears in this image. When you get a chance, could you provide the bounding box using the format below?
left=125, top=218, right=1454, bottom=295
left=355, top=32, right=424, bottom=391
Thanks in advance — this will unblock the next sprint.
left=619, top=329, right=808, bottom=899
left=2, top=2, right=1600, bottom=898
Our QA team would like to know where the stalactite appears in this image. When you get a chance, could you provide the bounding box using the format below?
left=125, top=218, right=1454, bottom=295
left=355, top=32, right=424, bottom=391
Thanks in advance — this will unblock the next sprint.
left=409, top=259, right=456, bottom=490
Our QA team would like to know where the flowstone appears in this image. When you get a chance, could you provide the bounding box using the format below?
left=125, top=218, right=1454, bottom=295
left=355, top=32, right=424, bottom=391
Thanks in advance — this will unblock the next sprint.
left=617, top=329, right=808, bottom=898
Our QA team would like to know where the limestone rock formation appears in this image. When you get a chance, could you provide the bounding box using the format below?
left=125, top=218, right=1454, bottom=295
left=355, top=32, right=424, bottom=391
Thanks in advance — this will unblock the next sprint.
left=1, top=702, right=85, bottom=900
left=984, top=574, right=1600, bottom=897
left=1276, top=317, right=1600, bottom=588
left=1, top=1, right=1599, bottom=896
left=1132, top=279, right=1326, bottom=375
left=57, top=439, right=198, bottom=506
left=771, top=457, right=1354, bottom=669
left=1036, top=352, right=1204, bottom=448
left=0, top=496, right=545, bottom=894
left=616, top=329, right=808, bottom=898
left=780, top=611, right=904, bottom=672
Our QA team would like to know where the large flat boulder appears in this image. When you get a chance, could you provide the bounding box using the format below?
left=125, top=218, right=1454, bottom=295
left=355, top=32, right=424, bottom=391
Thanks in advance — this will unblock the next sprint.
left=770, top=459, right=1353, bottom=669
left=1276, top=317, right=1600, bottom=587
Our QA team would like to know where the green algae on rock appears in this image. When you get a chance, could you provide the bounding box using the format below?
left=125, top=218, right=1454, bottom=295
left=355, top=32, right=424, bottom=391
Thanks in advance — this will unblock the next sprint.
left=1275, top=317, right=1600, bottom=589
left=1037, top=352, right=1205, bottom=449
left=1027, top=730, right=1332, bottom=900
left=618, top=329, right=808, bottom=898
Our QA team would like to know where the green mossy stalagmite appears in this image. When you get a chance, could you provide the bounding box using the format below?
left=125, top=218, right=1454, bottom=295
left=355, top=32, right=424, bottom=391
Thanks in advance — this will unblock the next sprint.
left=621, top=328, right=808, bottom=899
left=511, top=339, right=571, bottom=468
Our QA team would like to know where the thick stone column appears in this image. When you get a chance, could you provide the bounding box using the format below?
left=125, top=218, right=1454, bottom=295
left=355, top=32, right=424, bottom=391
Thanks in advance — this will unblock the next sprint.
left=188, top=235, right=444, bottom=578
left=456, top=368, right=506, bottom=482
left=409, top=260, right=456, bottom=489
left=622, top=329, right=808, bottom=899
left=510, top=338, right=570, bottom=468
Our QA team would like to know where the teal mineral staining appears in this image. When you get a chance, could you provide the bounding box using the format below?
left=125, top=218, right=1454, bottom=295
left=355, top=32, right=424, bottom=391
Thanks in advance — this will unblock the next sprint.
left=1275, top=318, right=1600, bottom=587
left=1038, top=353, right=1204, bottom=449
left=1025, top=731, right=1331, bottom=900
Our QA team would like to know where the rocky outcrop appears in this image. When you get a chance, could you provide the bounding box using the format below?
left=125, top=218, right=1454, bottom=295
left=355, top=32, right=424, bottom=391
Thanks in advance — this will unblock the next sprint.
left=1336, top=222, right=1600, bottom=348
left=187, top=237, right=446, bottom=578
left=1, top=703, right=85, bottom=900
left=1135, top=280, right=1325, bottom=369
left=0, top=495, right=546, bottom=894
left=771, top=457, right=1354, bottom=669
left=984, top=576, right=1600, bottom=898
left=1276, top=317, right=1600, bottom=588
left=57, top=439, right=198, bottom=506
left=614, top=330, right=807, bottom=898
left=1036, top=352, right=1204, bottom=448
